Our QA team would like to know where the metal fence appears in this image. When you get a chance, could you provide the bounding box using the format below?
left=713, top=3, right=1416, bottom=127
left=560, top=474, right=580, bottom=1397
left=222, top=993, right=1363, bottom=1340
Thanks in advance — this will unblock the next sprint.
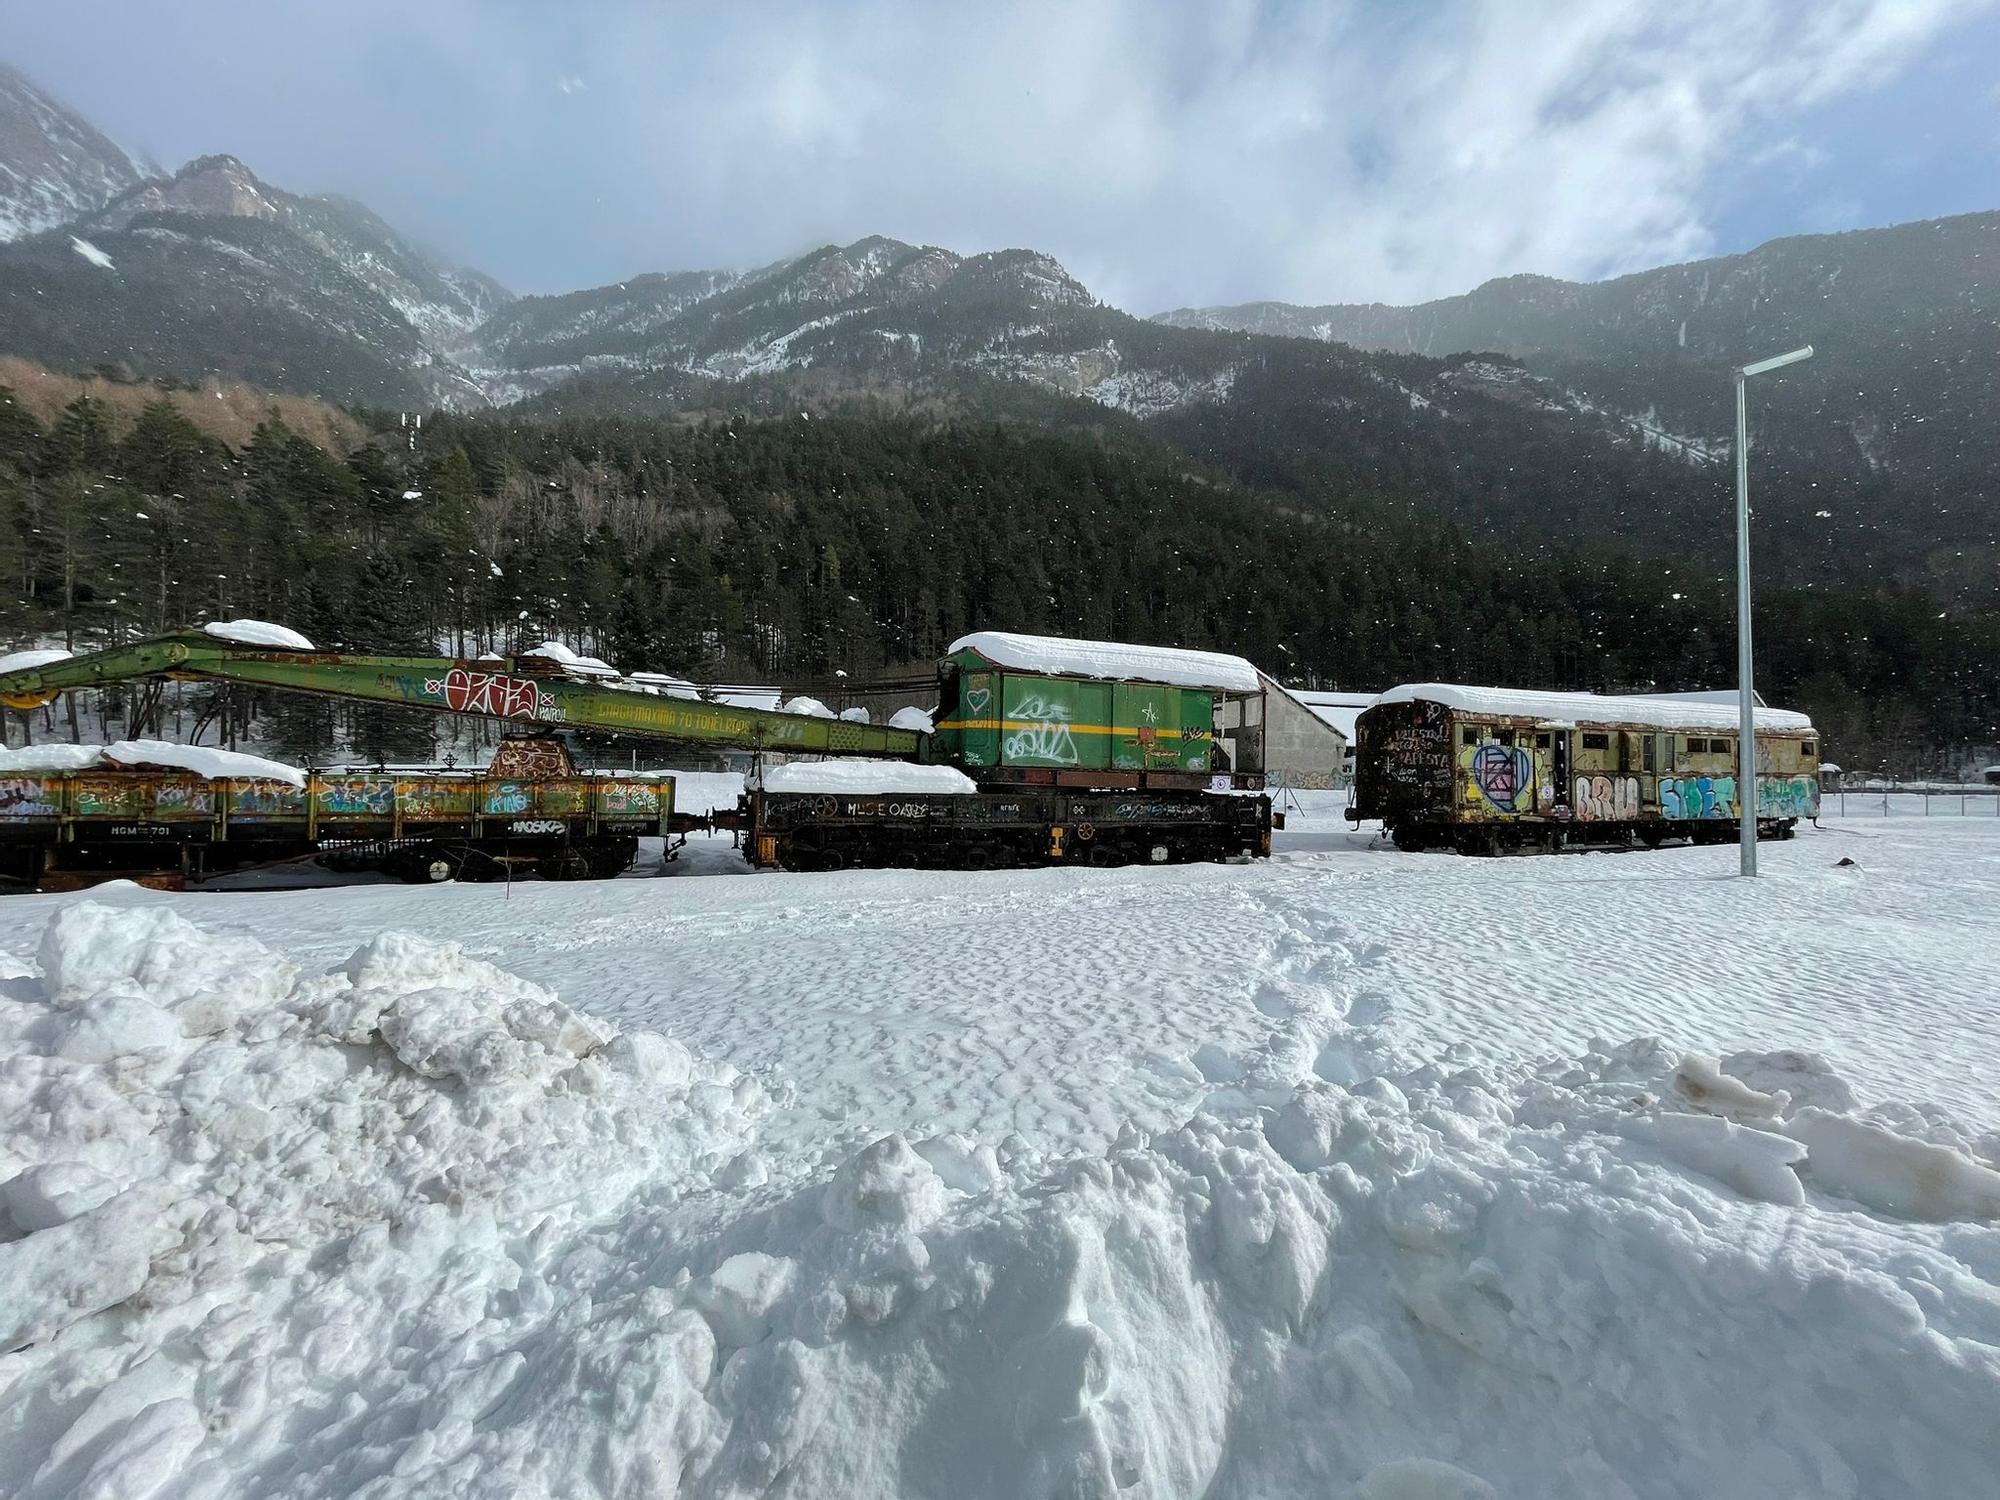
left=1827, top=785, right=2000, bottom=817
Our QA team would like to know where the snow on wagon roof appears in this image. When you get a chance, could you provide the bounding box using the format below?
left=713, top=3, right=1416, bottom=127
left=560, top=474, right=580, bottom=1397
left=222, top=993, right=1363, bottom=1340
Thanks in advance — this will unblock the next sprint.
left=1373, top=683, right=1814, bottom=733
left=949, top=631, right=1262, bottom=693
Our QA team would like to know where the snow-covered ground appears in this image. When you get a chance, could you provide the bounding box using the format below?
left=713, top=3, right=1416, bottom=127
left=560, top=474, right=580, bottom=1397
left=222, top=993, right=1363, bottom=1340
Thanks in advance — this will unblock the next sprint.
left=3, top=797, right=1998, bottom=1498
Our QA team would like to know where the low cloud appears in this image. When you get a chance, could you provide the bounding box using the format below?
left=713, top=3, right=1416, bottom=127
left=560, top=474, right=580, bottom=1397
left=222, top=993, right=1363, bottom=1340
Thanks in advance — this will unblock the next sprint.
left=8, top=0, right=1985, bottom=308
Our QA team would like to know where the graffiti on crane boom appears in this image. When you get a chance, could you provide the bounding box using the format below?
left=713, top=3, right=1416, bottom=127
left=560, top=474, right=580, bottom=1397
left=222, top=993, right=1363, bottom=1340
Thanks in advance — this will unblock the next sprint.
left=423, top=667, right=559, bottom=722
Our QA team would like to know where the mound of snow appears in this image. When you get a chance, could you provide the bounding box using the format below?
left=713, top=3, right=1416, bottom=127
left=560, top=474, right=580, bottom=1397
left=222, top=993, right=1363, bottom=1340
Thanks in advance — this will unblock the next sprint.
left=889, top=705, right=935, bottom=733
left=838, top=706, right=871, bottom=724
left=952, top=629, right=1261, bottom=692
left=0, top=741, right=305, bottom=784
left=202, top=619, right=315, bottom=650
left=5, top=909, right=2000, bottom=1497
left=523, top=640, right=619, bottom=677
left=780, top=695, right=835, bottom=719
left=627, top=670, right=702, bottom=700
left=758, top=760, right=977, bottom=796
left=0, top=646, right=73, bottom=676
left=0, top=742, right=103, bottom=773
left=102, top=739, right=306, bottom=786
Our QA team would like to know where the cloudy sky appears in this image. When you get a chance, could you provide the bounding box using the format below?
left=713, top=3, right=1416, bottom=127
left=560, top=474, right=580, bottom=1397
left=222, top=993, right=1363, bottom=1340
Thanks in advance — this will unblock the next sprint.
left=10, top=0, right=1998, bottom=311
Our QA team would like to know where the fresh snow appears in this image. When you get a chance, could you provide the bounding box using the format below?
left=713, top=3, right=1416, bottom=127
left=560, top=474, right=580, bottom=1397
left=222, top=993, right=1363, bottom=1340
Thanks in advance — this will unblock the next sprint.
left=756, top=760, right=976, bottom=795
left=779, top=695, right=835, bottom=719
left=201, top=619, right=315, bottom=651
left=951, top=630, right=1263, bottom=693
left=889, top=705, right=936, bottom=733
left=1373, top=682, right=1814, bottom=732
left=2, top=807, right=1998, bottom=1497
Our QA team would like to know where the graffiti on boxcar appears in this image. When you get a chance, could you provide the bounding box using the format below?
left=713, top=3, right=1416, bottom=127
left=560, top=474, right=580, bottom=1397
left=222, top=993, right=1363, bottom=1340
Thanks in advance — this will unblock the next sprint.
left=153, top=781, right=214, bottom=817
left=1660, top=775, right=1735, bottom=820
left=596, top=781, right=660, bottom=816
left=1757, top=775, right=1817, bottom=819
left=0, top=776, right=58, bottom=817
left=482, top=782, right=532, bottom=816
left=230, top=780, right=307, bottom=816
left=72, top=779, right=145, bottom=817
left=1466, top=741, right=1534, bottom=813
left=423, top=667, right=557, bottom=723
left=1004, top=695, right=1080, bottom=765
left=1572, top=774, right=1640, bottom=822
left=318, top=777, right=395, bottom=816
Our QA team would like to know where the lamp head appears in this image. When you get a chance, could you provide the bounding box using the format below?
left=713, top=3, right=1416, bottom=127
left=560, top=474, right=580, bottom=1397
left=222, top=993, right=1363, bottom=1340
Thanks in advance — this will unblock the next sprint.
left=1738, top=345, right=1814, bottom=379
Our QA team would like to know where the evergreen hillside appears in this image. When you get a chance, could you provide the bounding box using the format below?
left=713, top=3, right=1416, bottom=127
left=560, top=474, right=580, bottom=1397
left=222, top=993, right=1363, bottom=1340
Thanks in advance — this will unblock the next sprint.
left=2, top=383, right=1990, bottom=773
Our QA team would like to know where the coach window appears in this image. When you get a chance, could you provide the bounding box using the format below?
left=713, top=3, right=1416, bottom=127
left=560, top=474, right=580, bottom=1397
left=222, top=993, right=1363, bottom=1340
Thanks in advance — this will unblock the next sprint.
left=1581, top=732, right=1609, bottom=751
left=1497, top=729, right=1515, bottom=746
left=1686, top=737, right=1706, bottom=755
left=1534, top=733, right=1550, bottom=749
left=1642, top=734, right=1656, bottom=772
left=1462, top=727, right=1479, bottom=746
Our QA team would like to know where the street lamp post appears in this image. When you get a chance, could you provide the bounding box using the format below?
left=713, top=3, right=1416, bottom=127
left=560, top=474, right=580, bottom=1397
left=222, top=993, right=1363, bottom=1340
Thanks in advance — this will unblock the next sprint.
left=1733, top=344, right=1813, bottom=876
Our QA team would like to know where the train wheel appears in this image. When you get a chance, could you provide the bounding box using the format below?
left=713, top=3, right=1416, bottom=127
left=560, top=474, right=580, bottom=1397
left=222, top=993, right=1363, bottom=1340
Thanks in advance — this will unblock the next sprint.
left=1391, top=824, right=1428, bottom=852
left=393, top=848, right=459, bottom=884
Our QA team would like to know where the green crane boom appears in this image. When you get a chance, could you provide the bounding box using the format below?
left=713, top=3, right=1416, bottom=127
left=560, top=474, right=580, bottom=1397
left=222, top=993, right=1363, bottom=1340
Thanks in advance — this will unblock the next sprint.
left=0, top=634, right=927, bottom=759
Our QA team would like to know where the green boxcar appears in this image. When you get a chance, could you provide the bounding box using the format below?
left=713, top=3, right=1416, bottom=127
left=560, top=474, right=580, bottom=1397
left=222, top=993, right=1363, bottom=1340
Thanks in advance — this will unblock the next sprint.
left=938, top=648, right=1219, bottom=776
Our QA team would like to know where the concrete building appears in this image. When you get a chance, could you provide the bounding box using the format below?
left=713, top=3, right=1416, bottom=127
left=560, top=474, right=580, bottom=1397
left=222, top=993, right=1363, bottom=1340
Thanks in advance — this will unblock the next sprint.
left=1221, top=673, right=1355, bottom=790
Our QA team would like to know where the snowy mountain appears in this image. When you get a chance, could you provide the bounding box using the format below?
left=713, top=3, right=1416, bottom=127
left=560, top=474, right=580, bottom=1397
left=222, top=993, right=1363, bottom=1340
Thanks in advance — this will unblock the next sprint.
left=0, top=151, right=511, bottom=407
left=0, top=62, right=149, bottom=242
left=459, top=236, right=1113, bottom=404
left=1156, top=213, right=2000, bottom=486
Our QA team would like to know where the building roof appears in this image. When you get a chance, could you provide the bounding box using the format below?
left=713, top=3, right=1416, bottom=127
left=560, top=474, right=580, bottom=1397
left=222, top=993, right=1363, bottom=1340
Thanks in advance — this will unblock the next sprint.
left=949, top=631, right=1262, bottom=693
left=1284, top=688, right=1376, bottom=743
left=1371, top=683, right=1814, bottom=733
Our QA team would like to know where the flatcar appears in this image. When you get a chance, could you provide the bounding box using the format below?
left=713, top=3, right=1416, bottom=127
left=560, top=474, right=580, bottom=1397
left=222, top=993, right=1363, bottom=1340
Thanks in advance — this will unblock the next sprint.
left=1347, top=684, right=1820, bottom=854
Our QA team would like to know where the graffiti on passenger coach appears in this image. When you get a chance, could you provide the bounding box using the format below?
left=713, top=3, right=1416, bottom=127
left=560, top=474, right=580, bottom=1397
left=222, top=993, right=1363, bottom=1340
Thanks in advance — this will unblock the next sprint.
left=1660, top=774, right=1735, bottom=820
left=1382, top=700, right=1453, bottom=788
left=423, top=667, right=557, bottom=722
left=1467, top=741, right=1534, bottom=812
left=1757, top=775, right=1818, bottom=819
left=1572, top=773, right=1640, bottom=822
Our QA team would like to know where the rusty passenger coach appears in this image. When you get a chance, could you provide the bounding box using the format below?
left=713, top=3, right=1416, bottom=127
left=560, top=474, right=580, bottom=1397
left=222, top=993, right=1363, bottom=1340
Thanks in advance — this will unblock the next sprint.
left=1347, top=684, right=1820, bottom=854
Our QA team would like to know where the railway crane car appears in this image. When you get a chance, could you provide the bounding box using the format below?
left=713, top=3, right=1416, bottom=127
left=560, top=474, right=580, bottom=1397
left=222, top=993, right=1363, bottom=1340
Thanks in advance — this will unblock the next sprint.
left=1, top=626, right=1277, bottom=886
left=1347, top=683, right=1820, bottom=854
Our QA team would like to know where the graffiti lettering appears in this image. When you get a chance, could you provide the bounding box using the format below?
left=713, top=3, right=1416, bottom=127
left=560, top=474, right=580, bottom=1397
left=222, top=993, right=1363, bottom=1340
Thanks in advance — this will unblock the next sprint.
left=426, top=667, right=552, bottom=722
left=1004, top=694, right=1080, bottom=765
left=1660, top=775, right=1736, bottom=820
left=482, top=782, right=532, bottom=816
left=0, top=776, right=58, bottom=818
left=1757, top=775, right=1818, bottom=820
left=1468, top=741, right=1534, bottom=813
left=1572, top=774, right=1640, bottom=822
left=319, top=777, right=396, bottom=816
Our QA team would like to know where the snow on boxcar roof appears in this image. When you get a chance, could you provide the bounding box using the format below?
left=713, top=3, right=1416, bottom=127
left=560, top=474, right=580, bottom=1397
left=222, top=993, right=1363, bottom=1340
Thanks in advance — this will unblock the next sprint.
left=1371, top=683, right=1814, bottom=733
left=949, top=631, right=1262, bottom=693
